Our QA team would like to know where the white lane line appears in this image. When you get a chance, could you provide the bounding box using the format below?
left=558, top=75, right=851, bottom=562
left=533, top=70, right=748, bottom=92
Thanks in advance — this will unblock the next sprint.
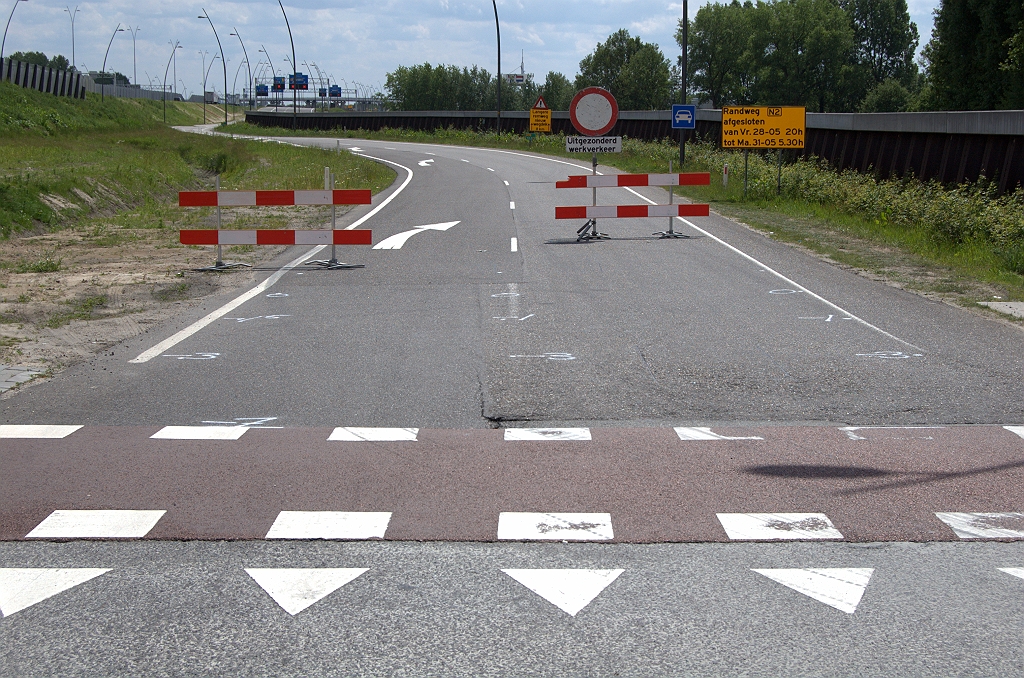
left=0, top=425, right=83, bottom=439
left=344, top=153, right=414, bottom=230
left=675, top=426, right=763, bottom=441
left=935, top=512, right=1024, bottom=539
left=26, top=510, right=166, bottom=539
left=328, top=427, right=419, bottom=441
left=129, top=246, right=324, bottom=364
left=717, top=513, right=844, bottom=541
left=497, top=512, right=614, bottom=541
left=265, top=511, right=392, bottom=540
left=151, top=426, right=249, bottom=440
left=504, top=428, right=592, bottom=441
left=510, top=201, right=516, bottom=210
left=511, top=237, right=518, bottom=252
left=487, top=168, right=495, bottom=172
left=399, top=142, right=921, bottom=351
left=461, top=159, right=469, bottom=163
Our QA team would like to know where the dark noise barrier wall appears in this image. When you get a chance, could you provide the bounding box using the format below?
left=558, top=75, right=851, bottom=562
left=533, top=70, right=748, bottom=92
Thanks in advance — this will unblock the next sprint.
left=1, top=58, right=86, bottom=99
left=246, top=108, right=1024, bottom=194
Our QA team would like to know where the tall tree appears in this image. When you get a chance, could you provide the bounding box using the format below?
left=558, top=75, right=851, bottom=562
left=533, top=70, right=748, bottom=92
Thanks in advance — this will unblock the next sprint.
left=576, top=29, right=674, bottom=109
left=540, top=71, right=574, bottom=110
left=840, top=0, right=919, bottom=85
left=681, top=1, right=753, bottom=107
left=924, top=0, right=1024, bottom=109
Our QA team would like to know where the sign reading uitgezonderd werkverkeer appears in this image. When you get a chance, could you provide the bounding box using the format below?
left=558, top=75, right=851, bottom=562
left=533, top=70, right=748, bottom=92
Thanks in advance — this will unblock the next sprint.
left=721, top=106, right=805, bottom=149
left=565, top=136, right=622, bottom=153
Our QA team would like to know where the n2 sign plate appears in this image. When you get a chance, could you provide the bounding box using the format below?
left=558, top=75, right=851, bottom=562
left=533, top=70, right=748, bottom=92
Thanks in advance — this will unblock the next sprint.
left=570, top=87, right=619, bottom=137
left=672, top=104, right=697, bottom=130
left=721, top=106, right=806, bottom=149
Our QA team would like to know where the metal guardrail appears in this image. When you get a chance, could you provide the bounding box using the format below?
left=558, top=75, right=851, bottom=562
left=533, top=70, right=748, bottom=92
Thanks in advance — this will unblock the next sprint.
left=245, top=108, right=1024, bottom=192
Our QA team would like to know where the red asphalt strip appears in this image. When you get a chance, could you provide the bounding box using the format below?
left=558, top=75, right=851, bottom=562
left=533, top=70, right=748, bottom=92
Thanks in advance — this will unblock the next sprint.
left=1, top=426, right=1022, bottom=542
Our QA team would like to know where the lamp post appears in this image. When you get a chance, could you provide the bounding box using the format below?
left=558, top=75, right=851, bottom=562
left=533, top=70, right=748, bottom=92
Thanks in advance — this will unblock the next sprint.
left=2, top=0, right=29, bottom=66
left=679, top=0, right=688, bottom=166
left=491, top=0, right=500, bottom=135
left=162, top=40, right=180, bottom=123
left=202, top=52, right=219, bottom=124
left=276, top=0, right=297, bottom=128
left=101, top=23, right=125, bottom=101
left=198, top=9, right=228, bottom=125
left=126, top=25, right=140, bottom=85
left=232, top=58, right=247, bottom=107
left=229, top=28, right=251, bottom=110
left=64, top=6, right=78, bottom=72
left=259, top=45, right=275, bottom=106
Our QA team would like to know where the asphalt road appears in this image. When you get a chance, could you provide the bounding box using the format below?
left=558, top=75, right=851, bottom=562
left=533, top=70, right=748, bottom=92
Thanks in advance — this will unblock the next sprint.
left=1, top=130, right=1023, bottom=675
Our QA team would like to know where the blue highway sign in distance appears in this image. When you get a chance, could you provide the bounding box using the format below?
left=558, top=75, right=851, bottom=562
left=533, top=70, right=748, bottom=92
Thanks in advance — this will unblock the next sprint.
left=672, top=104, right=697, bottom=130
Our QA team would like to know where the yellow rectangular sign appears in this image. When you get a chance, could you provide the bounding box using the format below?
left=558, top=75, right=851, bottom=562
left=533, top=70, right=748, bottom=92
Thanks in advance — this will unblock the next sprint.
left=530, top=108, right=552, bottom=133
left=721, top=106, right=805, bottom=149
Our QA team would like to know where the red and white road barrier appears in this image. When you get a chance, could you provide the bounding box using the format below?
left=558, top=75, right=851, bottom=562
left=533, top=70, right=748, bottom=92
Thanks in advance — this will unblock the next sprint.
left=555, top=204, right=710, bottom=220
left=180, top=230, right=372, bottom=246
left=178, top=190, right=372, bottom=207
left=556, top=172, right=711, bottom=189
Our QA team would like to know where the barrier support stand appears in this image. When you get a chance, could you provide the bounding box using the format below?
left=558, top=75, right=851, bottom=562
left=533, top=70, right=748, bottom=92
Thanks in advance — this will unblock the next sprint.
left=307, top=166, right=365, bottom=270
left=199, top=175, right=251, bottom=272
left=654, top=160, right=691, bottom=239
left=577, top=152, right=609, bottom=242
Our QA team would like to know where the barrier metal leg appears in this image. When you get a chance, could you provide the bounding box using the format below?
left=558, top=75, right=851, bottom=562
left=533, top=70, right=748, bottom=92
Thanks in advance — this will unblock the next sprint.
left=198, top=175, right=251, bottom=271
left=655, top=159, right=692, bottom=239
left=577, top=152, right=608, bottom=242
left=307, top=168, right=365, bottom=270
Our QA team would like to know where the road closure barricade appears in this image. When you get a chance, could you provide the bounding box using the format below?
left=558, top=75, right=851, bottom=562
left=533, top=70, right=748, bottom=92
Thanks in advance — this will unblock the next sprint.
left=178, top=168, right=373, bottom=271
left=555, top=168, right=712, bottom=241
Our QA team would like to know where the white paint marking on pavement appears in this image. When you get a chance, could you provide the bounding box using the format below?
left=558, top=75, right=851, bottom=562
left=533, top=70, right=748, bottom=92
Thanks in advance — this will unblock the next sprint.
left=417, top=159, right=434, bottom=167
left=935, top=512, right=1024, bottom=539
left=841, top=426, right=945, bottom=441
left=487, top=168, right=495, bottom=172
left=328, top=427, right=419, bottom=442
left=999, top=568, right=1024, bottom=581
left=129, top=246, right=326, bottom=364
left=674, top=427, right=764, bottom=441
left=511, top=237, right=518, bottom=252
left=245, top=568, right=368, bottom=616
left=26, top=510, right=166, bottom=539
left=753, top=568, right=873, bottom=614
left=150, top=426, right=249, bottom=440
left=504, top=428, right=592, bottom=441
left=503, top=180, right=509, bottom=186
left=0, top=568, right=111, bottom=617
left=265, top=512, right=392, bottom=540
left=1005, top=426, right=1024, bottom=440
left=339, top=153, right=414, bottom=231
left=497, top=512, right=613, bottom=541
left=461, top=159, right=469, bottom=163
left=717, top=513, right=844, bottom=541
left=502, top=569, right=624, bottom=617
left=510, top=201, right=516, bottom=210
left=372, top=221, right=460, bottom=250
left=0, top=425, right=83, bottom=439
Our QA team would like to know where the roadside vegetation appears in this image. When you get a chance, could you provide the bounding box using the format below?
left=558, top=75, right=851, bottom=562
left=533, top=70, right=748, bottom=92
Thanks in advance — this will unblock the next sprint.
left=0, top=81, right=395, bottom=374
left=230, top=122, right=1024, bottom=308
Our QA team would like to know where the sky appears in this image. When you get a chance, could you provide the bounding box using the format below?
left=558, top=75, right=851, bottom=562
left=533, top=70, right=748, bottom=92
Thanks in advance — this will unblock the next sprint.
left=1, top=0, right=941, bottom=98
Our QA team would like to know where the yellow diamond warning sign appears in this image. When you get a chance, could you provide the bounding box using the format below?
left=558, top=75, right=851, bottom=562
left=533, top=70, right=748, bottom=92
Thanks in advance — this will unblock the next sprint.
left=530, top=96, right=552, bottom=133
left=721, top=106, right=805, bottom=149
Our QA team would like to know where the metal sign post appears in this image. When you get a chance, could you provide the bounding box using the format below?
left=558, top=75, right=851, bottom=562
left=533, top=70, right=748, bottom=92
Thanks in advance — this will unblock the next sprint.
left=567, top=87, right=620, bottom=241
left=654, top=160, right=691, bottom=239
left=199, top=175, right=251, bottom=272
left=307, top=166, right=366, bottom=270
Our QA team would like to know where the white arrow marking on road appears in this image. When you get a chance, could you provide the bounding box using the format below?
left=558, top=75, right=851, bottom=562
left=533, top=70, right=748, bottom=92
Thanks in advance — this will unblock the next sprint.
left=999, top=568, right=1024, bottom=581
left=0, top=568, right=111, bottom=617
left=502, top=569, right=624, bottom=616
left=417, top=159, right=435, bottom=167
left=245, top=568, right=368, bottom=616
left=372, top=221, right=460, bottom=250
left=348, top=147, right=362, bottom=152
left=753, top=568, right=874, bottom=614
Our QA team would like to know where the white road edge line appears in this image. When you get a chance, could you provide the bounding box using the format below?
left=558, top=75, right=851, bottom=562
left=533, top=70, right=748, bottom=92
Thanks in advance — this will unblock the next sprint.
left=129, top=246, right=325, bottom=364
left=511, top=237, right=518, bottom=252
left=129, top=141, right=416, bottom=364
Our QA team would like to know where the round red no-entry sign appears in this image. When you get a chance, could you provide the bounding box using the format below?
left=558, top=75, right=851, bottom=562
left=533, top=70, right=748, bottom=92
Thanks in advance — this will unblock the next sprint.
left=569, top=87, right=619, bottom=137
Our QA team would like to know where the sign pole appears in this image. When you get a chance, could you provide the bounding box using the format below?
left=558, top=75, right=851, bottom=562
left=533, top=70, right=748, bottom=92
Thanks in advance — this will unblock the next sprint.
left=743, top=150, right=749, bottom=199
left=680, top=0, right=688, bottom=168
left=215, top=175, right=223, bottom=268
left=777, top=150, right=783, bottom=196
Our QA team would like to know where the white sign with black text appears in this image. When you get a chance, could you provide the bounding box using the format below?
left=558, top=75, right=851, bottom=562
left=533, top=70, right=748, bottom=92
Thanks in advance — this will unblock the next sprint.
left=565, top=136, right=622, bottom=153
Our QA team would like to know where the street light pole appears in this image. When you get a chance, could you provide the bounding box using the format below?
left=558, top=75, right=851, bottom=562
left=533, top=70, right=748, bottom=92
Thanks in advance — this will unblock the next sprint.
left=162, top=41, right=180, bottom=123
left=229, top=28, right=251, bottom=110
left=276, top=0, right=297, bottom=128
left=101, top=23, right=124, bottom=102
left=680, top=0, right=688, bottom=166
left=2, top=0, right=29, bottom=66
left=127, top=25, right=140, bottom=85
left=259, top=45, right=275, bottom=106
left=491, top=0, right=500, bottom=135
left=203, top=53, right=220, bottom=123
left=198, top=9, right=228, bottom=125
left=64, top=6, right=79, bottom=72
